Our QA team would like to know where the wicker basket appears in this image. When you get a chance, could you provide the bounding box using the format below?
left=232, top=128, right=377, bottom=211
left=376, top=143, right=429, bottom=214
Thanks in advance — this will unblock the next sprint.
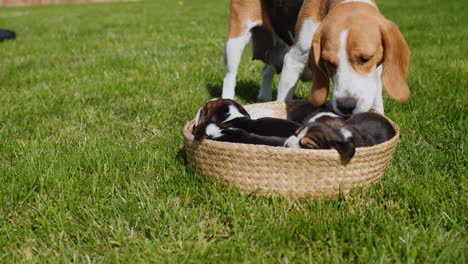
left=183, top=101, right=399, bottom=198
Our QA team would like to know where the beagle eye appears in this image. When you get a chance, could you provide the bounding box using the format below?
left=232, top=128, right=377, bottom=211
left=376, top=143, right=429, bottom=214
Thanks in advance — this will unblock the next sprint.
left=358, top=57, right=371, bottom=65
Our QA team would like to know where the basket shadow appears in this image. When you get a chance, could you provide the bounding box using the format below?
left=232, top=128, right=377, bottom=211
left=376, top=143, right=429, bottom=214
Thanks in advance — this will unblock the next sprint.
left=175, top=139, right=203, bottom=167
left=175, top=148, right=188, bottom=166
left=174, top=146, right=208, bottom=184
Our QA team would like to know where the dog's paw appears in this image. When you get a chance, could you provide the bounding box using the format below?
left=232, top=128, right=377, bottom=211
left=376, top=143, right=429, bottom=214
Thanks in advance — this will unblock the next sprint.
left=193, top=122, right=222, bottom=141
left=194, top=122, right=238, bottom=142
left=205, top=123, right=226, bottom=139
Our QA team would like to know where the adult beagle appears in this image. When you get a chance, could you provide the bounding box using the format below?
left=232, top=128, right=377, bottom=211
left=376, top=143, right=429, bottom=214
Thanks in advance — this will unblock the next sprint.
left=221, top=0, right=410, bottom=115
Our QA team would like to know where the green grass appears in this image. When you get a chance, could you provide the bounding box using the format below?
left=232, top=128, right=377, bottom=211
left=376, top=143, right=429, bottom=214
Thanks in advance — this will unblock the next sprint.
left=0, top=0, right=466, bottom=262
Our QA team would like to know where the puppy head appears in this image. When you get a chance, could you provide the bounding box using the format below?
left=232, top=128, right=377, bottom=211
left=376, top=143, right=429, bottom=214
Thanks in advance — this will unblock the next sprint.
left=310, top=3, right=410, bottom=115
left=284, top=123, right=355, bottom=159
left=194, top=98, right=250, bottom=127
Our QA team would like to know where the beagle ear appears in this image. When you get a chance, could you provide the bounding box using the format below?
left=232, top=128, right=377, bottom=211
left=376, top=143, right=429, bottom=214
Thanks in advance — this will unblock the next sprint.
left=194, top=108, right=202, bottom=126
left=331, top=140, right=355, bottom=160
left=309, top=28, right=330, bottom=106
left=193, top=121, right=209, bottom=141
left=380, top=20, right=411, bottom=102
left=230, top=100, right=250, bottom=118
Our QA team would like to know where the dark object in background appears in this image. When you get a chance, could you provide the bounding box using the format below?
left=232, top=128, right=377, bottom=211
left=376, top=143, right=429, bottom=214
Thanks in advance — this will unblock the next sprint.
left=0, top=30, right=16, bottom=41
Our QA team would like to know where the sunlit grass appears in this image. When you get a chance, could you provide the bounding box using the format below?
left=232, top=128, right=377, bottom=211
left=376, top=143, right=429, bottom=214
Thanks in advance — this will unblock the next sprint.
left=0, top=0, right=466, bottom=262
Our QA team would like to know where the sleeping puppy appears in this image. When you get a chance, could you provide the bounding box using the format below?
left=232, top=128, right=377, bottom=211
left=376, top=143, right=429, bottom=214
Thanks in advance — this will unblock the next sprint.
left=193, top=122, right=287, bottom=147
left=284, top=112, right=396, bottom=159
left=342, top=112, right=396, bottom=148
left=193, top=98, right=301, bottom=137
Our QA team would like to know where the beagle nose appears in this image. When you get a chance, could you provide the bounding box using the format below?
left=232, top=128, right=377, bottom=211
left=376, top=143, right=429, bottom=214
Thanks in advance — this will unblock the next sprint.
left=336, top=97, right=357, bottom=115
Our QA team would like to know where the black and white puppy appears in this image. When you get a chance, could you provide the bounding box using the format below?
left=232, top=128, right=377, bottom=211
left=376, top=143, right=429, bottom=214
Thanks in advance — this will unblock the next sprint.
left=193, top=98, right=301, bottom=138
left=193, top=121, right=287, bottom=147
left=284, top=112, right=396, bottom=159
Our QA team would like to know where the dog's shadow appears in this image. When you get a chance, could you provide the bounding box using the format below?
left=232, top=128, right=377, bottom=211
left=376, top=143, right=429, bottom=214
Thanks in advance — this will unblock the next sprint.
left=206, top=80, right=275, bottom=103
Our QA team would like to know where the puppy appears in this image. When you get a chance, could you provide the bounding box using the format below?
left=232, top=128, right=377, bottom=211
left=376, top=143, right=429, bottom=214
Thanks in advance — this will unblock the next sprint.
left=285, top=112, right=395, bottom=159
left=193, top=98, right=301, bottom=137
left=193, top=122, right=287, bottom=147
left=342, top=112, right=396, bottom=148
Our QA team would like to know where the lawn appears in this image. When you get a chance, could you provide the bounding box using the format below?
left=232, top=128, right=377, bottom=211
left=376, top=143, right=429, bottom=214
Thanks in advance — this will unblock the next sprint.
left=0, top=0, right=466, bottom=262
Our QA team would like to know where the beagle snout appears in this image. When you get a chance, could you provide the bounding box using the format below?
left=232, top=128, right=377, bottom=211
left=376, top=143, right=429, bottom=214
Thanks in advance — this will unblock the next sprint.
left=335, top=97, right=357, bottom=116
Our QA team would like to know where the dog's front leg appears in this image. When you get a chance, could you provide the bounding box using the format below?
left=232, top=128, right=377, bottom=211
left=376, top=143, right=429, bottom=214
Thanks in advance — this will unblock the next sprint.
left=276, top=45, right=305, bottom=101
left=277, top=19, right=321, bottom=101
left=372, top=65, right=385, bottom=114
left=258, top=64, right=275, bottom=101
left=222, top=30, right=253, bottom=99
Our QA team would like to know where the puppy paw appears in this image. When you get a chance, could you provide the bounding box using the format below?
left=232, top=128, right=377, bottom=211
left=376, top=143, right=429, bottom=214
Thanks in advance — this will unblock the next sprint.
left=193, top=121, right=237, bottom=142
left=205, top=123, right=226, bottom=139
left=284, top=135, right=301, bottom=148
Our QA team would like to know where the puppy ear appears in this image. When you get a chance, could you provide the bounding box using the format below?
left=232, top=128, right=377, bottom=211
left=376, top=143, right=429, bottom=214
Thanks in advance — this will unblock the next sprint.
left=229, top=99, right=250, bottom=119
left=380, top=20, right=411, bottom=102
left=331, top=140, right=355, bottom=159
left=193, top=122, right=208, bottom=141
left=309, top=28, right=330, bottom=106
left=194, top=108, right=202, bottom=126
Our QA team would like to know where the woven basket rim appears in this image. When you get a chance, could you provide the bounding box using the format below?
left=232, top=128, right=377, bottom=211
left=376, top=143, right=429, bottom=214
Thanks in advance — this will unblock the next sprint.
left=183, top=101, right=400, bottom=155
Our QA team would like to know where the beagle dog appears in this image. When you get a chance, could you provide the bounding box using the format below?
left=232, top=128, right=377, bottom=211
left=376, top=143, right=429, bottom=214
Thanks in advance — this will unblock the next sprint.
left=193, top=122, right=287, bottom=147
left=284, top=112, right=396, bottom=158
left=222, top=0, right=410, bottom=115
left=193, top=98, right=301, bottom=138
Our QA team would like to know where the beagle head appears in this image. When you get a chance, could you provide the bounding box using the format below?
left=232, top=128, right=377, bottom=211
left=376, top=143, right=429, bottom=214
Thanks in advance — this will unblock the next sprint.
left=309, top=2, right=410, bottom=115
left=284, top=122, right=355, bottom=159
left=193, top=98, right=250, bottom=127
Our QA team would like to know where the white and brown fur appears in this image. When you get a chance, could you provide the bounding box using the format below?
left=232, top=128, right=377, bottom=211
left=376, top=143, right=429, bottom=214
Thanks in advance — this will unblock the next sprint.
left=222, top=0, right=410, bottom=115
left=284, top=111, right=396, bottom=159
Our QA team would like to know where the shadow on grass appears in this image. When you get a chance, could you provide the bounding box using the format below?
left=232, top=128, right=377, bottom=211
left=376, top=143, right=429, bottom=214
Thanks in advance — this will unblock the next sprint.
left=171, top=147, right=210, bottom=189
left=206, top=80, right=274, bottom=103
left=175, top=148, right=188, bottom=166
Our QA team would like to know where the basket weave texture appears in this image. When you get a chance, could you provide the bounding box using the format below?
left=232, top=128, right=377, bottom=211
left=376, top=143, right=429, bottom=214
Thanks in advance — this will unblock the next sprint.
left=183, top=101, right=399, bottom=198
